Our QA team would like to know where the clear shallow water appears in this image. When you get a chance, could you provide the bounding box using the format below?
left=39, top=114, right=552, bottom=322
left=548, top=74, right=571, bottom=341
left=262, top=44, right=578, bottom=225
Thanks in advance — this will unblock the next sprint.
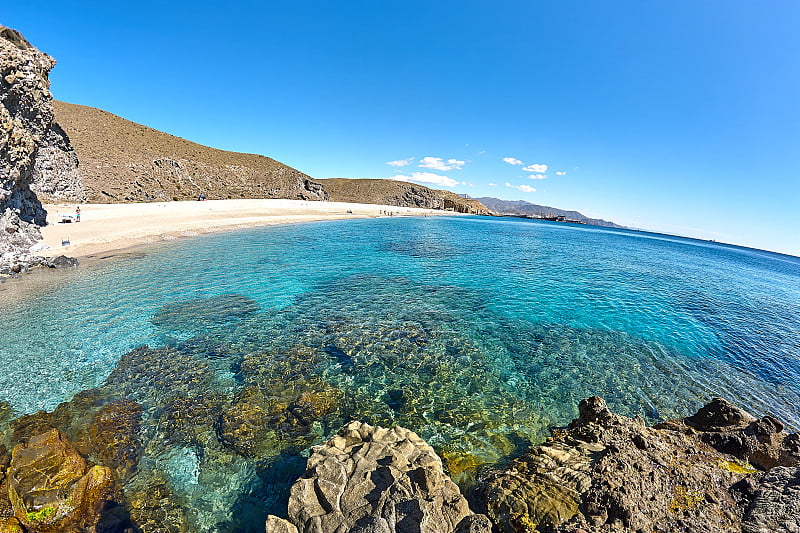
left=1, top=216, right=799, bottom=531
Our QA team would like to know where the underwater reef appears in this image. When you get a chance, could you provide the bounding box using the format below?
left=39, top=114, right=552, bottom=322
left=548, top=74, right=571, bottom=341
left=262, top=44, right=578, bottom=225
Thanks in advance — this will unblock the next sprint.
left=1, top=385, right=798, bottom=532
left=1, top=290, right=798, bottom=532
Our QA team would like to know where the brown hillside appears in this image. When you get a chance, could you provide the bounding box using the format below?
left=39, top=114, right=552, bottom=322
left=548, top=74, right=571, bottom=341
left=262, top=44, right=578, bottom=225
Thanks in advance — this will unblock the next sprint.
left=51, top=101, right=327, bottom=202
left=319, top=178, right=488, bottom=214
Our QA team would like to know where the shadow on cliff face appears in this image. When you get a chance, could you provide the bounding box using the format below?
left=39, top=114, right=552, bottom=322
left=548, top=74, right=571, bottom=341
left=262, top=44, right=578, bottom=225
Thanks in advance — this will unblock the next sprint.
left=11, top=188, right=48, bottom=226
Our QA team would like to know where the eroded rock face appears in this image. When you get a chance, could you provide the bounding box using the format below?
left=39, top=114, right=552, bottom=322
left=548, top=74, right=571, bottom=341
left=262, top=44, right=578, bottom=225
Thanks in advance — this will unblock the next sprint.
left=0, top=26, right=83, bottom=276
left=481, top=396, right=800, bottom=533
left=739, top=466, right=800, bottom=533
left=266, top=421, right=491, bottom=533
left=7, top=429, right=113, bottom=532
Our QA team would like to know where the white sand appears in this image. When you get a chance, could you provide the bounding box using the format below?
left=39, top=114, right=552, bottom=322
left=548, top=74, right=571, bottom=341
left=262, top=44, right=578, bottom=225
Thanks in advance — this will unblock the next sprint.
left=36, top=199, right=448, bottom=259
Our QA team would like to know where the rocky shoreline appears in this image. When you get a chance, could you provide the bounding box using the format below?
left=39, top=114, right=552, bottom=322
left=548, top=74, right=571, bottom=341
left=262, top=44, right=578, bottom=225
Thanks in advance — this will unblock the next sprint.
left=0, top=26, right=83, bottom=278
left=1, top=391, right=797, bottom=532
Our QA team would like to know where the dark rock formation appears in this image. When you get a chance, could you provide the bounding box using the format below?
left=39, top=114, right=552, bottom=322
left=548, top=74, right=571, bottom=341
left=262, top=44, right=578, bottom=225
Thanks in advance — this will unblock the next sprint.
left=151, top=293, right=260, bottom=334
left=480, top=396, right=800, bottom=533
left=266, top=421, right=491, bottom=533
left=38, top=254, right=78, bottom=269
left=684, top=399, right=800, bottom=470
left=685, top=396, right=756, bottom=431
left=0, top=26, right=82, bottom=277
left=738, top=466, right=800, bottom=533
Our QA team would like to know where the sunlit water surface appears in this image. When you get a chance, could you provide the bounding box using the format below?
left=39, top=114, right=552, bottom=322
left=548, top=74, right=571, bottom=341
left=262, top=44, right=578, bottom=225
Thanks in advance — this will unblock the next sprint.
left=1, top=216, right=798, bottom=531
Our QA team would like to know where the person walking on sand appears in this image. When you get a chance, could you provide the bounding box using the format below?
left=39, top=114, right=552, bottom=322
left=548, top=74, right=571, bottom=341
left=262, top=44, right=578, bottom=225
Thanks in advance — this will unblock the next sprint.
left=75, top=206, right=81, bottom=222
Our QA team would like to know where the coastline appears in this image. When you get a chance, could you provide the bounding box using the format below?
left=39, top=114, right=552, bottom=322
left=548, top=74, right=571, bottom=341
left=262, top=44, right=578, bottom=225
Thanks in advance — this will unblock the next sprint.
left=0, top=199, right=454, bottom=304
left=35, top=199, right=451, bottom=260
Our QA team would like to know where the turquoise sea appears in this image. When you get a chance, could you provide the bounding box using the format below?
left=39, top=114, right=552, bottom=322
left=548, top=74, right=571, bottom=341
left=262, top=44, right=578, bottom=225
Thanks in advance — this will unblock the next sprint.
left=1, top=215, right=799, bottom=531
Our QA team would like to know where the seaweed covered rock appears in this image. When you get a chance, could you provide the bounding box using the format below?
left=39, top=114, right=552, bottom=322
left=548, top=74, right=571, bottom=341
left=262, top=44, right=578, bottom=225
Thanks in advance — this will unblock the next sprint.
left=266, top=421, right=490, bottom=533
left=124, top=469, right=191, bottom=533
left=219, top=382, right=342, bottom=458
left=151, top=293, right=259, bottom=335
left=481, top=396, right=800, bottom=533
left=86, top=399, right=142, bottom=480
left=7, top=429, right=113, bottom=532
left=103, top=345, right=214, bottom=404
left=0, top=26, right=83, bottom=276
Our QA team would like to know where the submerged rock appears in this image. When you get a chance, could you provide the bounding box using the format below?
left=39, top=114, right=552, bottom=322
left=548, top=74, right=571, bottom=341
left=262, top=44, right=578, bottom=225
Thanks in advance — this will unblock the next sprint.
left=151, top=293, right=260, bottom=334
left=7, top=429, right=113, bottom=532
left=86, top=399, right=142, bottom=480
left=124, top=468, right=191, bottom=533
left=266, top=421, right=491, bottom=533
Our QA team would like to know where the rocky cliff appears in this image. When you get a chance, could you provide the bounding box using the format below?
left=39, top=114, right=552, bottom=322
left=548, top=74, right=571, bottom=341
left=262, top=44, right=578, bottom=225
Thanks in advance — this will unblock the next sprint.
left=481, top=396, right=800, bottom=532
left=51, top=101, right=328, bottom=203
left=319, top=178, right=489, bottom=215
left=0, top=26, right=82, bottom=275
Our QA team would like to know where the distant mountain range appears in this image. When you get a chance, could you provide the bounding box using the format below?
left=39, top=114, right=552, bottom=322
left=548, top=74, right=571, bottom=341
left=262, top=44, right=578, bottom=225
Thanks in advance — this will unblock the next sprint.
left=474, top=197, right=624, bottom=228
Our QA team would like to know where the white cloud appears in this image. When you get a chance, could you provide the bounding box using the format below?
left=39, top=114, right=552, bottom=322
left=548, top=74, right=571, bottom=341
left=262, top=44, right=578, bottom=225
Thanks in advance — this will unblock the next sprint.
left=488, top=183, right=497, bottom=187
left=522, top=163, right=548, bottom=173
left=556, top=171, right=566, bottom=176
left=503, top=157, right=523, bottom=165
left=418, top=156, right=465, bottom=171
left=386, top=158, right=414, bottom=167
left=506, top=182, right=536, bottom=193
left=527, top=174, right=547, bottom=180
left=390, top=172, right=458, bottom=187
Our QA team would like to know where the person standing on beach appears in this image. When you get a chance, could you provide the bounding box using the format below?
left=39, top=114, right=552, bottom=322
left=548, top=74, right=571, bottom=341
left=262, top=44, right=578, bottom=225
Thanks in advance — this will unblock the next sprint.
left=75, top=206, right=81, bottom=222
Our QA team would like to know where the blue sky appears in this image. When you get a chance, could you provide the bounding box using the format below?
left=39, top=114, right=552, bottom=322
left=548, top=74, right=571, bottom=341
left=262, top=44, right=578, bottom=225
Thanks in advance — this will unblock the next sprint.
left=4, top=1, right=799, bottom=255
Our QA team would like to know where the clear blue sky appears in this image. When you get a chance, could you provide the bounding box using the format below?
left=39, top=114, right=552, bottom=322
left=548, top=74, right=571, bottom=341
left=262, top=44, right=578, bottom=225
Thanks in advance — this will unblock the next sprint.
left=4, top=1, right=799, bottom=255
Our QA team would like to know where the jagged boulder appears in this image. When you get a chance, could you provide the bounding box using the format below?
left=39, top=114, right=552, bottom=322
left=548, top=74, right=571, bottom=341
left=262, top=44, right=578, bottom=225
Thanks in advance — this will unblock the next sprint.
left=687, top=405, right=800, bottom=470
left=266, top=421, right=491, bottom=533
left=481, top=396, right=800, bottom=533
left=7, top=429, right=113, bottom=532
left=0, top=26, right=82, bottom=276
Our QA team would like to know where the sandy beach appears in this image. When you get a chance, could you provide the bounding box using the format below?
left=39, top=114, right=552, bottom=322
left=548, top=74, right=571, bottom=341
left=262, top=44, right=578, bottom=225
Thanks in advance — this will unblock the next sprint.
left=36, top=199, right=448, bottom=259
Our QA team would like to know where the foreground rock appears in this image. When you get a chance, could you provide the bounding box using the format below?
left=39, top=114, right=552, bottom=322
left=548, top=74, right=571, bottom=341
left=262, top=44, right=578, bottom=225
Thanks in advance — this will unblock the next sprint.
left=266, top=421, right=491, bottom=533
left=6, top=429, right=113, bottom=532
left=0, top=26, right=82, bottom=277
left=481, top=396, right=800, bottom=533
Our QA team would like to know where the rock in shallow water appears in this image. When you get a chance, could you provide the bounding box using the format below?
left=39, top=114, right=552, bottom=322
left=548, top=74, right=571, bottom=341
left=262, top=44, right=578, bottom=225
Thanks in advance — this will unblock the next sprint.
left=266, top=421, right=491, bottom=533
left=151, top=293, right=260, bottom=335
left=7, top=429, right=113, bottom=532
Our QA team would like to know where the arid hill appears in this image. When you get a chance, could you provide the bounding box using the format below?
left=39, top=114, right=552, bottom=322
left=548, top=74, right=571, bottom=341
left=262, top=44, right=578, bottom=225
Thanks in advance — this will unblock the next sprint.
left=50, top=101, right=327, bottom=203
left=51, top=101, right=488, bottom=214
left=319, top=178, right=488, bottom=214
